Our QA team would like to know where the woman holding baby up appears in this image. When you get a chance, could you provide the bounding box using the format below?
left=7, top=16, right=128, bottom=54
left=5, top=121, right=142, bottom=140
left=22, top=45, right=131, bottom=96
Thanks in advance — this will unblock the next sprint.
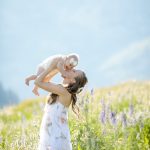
left=27, top=53, right=88, bottom=150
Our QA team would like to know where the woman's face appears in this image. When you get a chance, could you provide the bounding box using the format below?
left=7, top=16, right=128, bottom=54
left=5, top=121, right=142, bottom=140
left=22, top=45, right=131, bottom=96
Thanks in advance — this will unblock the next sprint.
left=62, top=69, right=81, bottom=85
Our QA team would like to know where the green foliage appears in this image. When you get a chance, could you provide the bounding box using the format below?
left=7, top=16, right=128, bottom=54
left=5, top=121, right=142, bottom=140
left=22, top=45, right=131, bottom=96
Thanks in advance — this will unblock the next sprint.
left=0, top=81, right=150, bottom=150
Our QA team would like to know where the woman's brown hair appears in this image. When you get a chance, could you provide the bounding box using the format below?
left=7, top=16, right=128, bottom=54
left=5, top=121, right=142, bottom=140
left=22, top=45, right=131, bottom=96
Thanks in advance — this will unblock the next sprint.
left=47, top=71, right=88, bottom=118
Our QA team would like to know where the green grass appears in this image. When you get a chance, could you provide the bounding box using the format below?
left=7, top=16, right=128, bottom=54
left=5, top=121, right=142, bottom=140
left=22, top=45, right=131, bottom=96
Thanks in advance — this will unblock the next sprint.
left=0, top=81, right=150, bottom=150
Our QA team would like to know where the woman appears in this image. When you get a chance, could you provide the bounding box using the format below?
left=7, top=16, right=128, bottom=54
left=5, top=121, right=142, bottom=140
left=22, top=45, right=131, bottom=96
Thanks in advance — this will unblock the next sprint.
left=34, top=66, right=88, bottom=150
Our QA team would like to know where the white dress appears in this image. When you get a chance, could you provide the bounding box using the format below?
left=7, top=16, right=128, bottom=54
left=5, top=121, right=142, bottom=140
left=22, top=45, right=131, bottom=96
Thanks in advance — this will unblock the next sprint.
left=38, top=100, right=72, bottom=150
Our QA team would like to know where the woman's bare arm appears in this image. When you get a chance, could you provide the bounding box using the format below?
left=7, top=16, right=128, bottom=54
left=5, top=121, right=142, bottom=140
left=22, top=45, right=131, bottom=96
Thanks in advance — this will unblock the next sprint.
left=34, top=68, right=67, bottom=96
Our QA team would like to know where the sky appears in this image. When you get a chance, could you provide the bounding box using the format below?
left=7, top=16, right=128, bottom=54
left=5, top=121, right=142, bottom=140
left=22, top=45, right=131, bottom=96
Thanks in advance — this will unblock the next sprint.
left=0, top=0, right=150, bottom=100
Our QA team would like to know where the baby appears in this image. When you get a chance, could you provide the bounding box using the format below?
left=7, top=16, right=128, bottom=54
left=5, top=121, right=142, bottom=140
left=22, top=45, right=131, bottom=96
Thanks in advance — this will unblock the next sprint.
left=25, top=53, right=79, bottom=96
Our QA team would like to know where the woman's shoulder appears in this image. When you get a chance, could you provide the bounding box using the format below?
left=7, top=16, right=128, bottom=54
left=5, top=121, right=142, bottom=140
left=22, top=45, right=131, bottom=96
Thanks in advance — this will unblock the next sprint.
left=58, top=84, right=71, bottom=96
left=58, top=84, right=72, bottom=107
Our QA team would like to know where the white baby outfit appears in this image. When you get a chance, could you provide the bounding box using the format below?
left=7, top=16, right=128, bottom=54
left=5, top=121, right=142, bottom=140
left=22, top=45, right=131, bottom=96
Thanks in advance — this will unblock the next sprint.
left=38, top=100, right=72, bottom=150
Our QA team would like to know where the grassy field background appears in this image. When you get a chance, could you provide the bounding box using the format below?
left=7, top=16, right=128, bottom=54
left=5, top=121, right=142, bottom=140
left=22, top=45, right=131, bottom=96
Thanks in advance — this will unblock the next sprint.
left=0, top=81, right=150, bottom=150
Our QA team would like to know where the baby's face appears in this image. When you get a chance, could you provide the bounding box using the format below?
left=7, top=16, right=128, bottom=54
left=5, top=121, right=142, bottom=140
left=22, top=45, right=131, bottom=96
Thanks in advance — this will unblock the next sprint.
left=64, top=57, right=78, bottom=70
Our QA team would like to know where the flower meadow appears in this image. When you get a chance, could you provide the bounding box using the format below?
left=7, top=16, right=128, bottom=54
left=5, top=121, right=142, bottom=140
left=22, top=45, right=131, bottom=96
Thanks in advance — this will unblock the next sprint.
left=0, top=81, right=150, bottom=150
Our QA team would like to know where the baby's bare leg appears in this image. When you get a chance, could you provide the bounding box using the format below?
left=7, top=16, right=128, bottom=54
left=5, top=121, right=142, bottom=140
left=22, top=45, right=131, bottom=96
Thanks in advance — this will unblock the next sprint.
left=36, top=66, right=45, bottom=76
left=32, top=75, right=49, bottom=96
left=25, top=66, right=45, bottom=86
left=25, top=75, right=37, bottom=86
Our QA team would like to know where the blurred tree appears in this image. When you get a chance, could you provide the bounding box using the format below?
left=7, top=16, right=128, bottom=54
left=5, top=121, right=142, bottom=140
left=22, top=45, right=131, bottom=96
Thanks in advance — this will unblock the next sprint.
left=0, top=82, right=19, bottom=107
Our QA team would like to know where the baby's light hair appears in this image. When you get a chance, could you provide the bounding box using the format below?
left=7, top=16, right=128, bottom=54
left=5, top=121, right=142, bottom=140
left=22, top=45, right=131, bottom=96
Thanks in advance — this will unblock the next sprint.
left=67, top=53, right=79, bottom=61
left=67, top=53, right=79, bottom=66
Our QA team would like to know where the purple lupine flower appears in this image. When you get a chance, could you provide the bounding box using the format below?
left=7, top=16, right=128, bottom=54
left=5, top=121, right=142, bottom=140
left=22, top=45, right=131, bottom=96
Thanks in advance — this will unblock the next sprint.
left=90, top=88, right=94, bottom=96
left=121, top=113, right=127, bottom=128
left=99, top=98, right=107, bottom=124
left=100, top=110, right=106, bottom=124
left=110, top=111, right=117, bottom=126
left=129, top=104, right=134, bottom=116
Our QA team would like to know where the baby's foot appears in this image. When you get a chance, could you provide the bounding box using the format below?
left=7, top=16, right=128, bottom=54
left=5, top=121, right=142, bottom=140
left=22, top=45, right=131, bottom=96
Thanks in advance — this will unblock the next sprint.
left=25, top=78, right=30, bottom=86
left=32, top=89, right=40, bottom=96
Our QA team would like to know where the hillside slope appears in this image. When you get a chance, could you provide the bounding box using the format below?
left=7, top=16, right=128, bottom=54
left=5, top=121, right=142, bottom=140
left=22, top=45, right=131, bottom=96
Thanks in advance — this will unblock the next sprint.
left=0, top=81, right=150, bottom=150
